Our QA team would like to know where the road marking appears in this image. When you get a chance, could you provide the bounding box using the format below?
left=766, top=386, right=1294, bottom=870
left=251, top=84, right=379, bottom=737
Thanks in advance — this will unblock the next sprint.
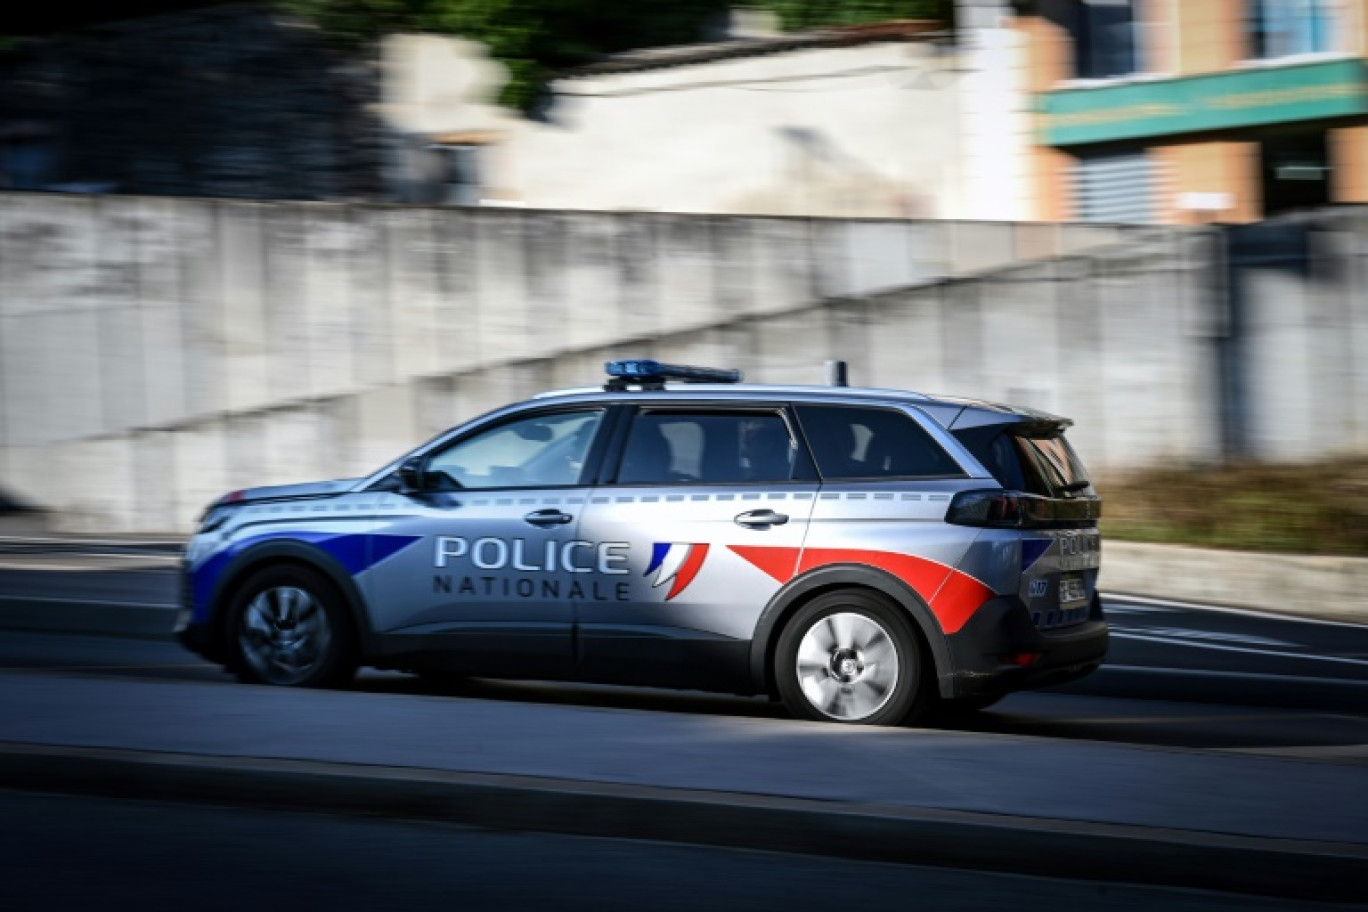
left=1217, top=744, right=1368, bottom=763
left=1100, top=663, right=1368, bottom=691
left=1110, top=625, right=1295, bottom=648
left=0, top=595, right=175, bottom=609
left=0, top=536, right=183, bottom=548
left=1103, top=593, right=1368, bottom=629
left=1102, top=603, right=1179, bottom=616
left=0, top=663, right=214, bottom=672
left=1111, top=631, right=1368, bottom=668
left=0, top=559, right=176, bottom=571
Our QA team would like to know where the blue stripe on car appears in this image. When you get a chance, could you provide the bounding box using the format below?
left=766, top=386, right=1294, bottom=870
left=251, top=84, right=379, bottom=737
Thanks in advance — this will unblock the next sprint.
left=191, top=533, right=422, bottom=622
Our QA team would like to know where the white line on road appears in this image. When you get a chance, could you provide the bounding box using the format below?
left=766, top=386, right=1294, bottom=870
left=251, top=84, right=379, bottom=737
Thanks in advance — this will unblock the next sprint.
left=1111, top=625, right=1295, bottom=647
left=1110, top=631, right=1368, bottom=668
left=1103, top=592, right=1368, bottom=628
left=1100, top=663, right=1368, bottom=690
left=0, top=596, right=175, bottom=610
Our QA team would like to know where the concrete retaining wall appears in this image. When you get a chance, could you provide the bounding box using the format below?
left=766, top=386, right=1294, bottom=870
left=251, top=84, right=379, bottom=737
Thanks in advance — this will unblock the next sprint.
left=4, top=228, right=1217, bottom=533
left=4, top=193, right=1368, bottom=533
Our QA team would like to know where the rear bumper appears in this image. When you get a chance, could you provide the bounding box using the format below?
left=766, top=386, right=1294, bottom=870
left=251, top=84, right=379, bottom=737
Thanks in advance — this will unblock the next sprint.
left=940, top=593, right=1108, bottom=699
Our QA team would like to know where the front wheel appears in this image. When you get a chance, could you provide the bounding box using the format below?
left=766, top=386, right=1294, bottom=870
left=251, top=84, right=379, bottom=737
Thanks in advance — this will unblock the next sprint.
left=229, top=565, right=356, bottom=688
left=775, top=590, right=926, bottom=726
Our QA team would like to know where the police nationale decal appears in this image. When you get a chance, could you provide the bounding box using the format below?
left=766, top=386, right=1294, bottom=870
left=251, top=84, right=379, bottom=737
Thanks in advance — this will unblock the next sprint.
left=433, top=535, right=632, bottom=602
left=646, top=543, right=710, bottom=601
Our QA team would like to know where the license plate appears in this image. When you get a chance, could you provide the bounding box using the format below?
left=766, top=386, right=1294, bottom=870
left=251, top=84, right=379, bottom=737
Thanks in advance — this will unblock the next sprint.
left=1059, top=575, right=1088, bottom=607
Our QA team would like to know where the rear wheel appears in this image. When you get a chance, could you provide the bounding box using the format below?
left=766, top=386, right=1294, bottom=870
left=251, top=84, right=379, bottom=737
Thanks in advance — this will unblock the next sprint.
left=775, top=590, right=926, bottom=726
left=229, top=565, right=356, bottom=688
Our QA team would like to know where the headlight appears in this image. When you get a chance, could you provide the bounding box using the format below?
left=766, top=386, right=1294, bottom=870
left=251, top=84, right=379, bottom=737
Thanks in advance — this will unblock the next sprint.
left=198, top=506, right=233, bottom=534
left=197, top=491, right=246, bottom=532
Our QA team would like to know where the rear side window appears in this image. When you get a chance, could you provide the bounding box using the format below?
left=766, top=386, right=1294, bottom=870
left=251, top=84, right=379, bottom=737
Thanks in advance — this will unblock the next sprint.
left=1016, top=434, right=1090, bottom=493
left=954, top=426, right=1090, bottom=496
left=795, top=406, right=964, bottom=481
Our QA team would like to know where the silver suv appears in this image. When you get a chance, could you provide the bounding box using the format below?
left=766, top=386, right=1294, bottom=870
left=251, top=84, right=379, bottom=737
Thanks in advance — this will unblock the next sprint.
left=179, top=361, right=1106, bottom=726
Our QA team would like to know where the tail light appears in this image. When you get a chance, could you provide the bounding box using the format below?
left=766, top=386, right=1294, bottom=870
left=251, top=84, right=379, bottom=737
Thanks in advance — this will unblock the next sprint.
left=944, top=489, right=1100, bottom=528
left=945, top=490, right=1044, bottom=528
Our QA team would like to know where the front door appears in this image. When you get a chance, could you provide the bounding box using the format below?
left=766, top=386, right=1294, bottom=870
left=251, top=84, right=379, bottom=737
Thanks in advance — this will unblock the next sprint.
left=364, top=406, right=609, bottom=676
left=574, top=405, right=818, bottom=690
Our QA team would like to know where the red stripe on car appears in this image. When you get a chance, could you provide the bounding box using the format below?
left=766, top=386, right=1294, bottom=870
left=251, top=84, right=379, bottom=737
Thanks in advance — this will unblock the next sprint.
left=728, top=545, right=993, bottom=634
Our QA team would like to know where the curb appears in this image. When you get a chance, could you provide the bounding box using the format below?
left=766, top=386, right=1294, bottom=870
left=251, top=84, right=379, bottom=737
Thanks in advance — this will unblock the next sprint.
left=1, top=742, right=1364, bottom=902
left=0, top=597, right=177, bottom=639
left=1103, top=542, right=1368, bottom=623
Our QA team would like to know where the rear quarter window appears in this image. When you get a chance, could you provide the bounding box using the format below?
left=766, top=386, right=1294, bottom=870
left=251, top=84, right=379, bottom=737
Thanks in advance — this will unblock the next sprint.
left=795, top=405, right=965, bottom=481
left=953, top=426, right=1090, bottom=496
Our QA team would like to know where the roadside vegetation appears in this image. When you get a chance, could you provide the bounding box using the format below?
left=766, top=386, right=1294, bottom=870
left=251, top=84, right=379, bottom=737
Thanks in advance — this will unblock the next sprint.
left=1097, top=457, right=1368, bottom=557
left=274, top=0, right=952, bottom=111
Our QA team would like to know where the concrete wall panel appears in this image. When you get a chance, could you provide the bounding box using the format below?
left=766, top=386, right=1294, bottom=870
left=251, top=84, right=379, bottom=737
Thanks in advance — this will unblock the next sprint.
left=135, top=198, right=191, bottom=428
left=387, top=207, right=444, bottom=379
left=654, top=215, right=717, bottom=336
left=867, top=286, right=946, bottom=395
left=215, top=202, right=270, bottom=413
left=474, top=209, right=533, bottom=364
left=261, top=206, right=313, bottom=403
left=302, top=206, right=362, bottom=398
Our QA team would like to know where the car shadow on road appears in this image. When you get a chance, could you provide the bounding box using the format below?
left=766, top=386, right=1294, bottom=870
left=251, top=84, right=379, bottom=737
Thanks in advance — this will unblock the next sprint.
left=350, top=671, right=1368, bottom=761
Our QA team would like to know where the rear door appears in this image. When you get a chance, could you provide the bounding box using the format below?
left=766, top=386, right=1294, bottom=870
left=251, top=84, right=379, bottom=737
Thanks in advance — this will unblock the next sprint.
left=573, top=403, right=819, bottom=690
left=793, top=404, right=994, bottom=636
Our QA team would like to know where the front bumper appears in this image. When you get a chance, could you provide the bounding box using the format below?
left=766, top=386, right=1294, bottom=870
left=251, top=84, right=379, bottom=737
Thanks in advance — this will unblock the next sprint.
left=176, top=618, right=218, bottom=660
left=175, top=559, right=224, bottom=662
left=940, top=593, right=1108, bottom=699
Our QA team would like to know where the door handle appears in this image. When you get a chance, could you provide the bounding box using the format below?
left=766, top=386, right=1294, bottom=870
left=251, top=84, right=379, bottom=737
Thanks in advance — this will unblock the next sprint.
left=524, top=509, right=573, bottom=527
left=735, top=509, right=789, bottom=529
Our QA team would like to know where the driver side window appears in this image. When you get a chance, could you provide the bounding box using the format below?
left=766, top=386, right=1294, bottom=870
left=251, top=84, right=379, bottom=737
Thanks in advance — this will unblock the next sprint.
left=425, top=410, right=604, bottom=490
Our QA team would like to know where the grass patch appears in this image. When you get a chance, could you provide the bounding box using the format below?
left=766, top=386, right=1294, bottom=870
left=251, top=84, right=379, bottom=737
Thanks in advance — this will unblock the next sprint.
left=1095, top=458, right=1368, bottom=557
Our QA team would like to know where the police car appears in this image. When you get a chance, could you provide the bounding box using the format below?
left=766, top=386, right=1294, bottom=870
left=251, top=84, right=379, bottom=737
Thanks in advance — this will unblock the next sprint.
left=179, top=361, right=1106, bottom=726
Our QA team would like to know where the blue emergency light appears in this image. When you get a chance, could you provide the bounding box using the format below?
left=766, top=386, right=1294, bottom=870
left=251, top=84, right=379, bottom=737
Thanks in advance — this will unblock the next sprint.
left=604, top=359, right=743, bottom=390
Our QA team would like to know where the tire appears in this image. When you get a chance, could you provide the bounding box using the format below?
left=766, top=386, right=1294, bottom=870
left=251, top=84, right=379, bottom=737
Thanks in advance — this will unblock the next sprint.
left=228, top=564, right=356, bottom=688
left=775, top=590, right=927, bottom=726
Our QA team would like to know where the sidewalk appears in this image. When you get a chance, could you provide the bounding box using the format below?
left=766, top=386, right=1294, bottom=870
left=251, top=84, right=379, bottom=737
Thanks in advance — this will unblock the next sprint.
left=0, top=671, right=1364, bottom=901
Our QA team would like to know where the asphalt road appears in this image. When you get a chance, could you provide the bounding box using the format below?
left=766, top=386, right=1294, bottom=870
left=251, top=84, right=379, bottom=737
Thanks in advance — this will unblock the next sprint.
left=4, top=790, right=1350, bottom=912
left=1, top=537, right=1366, bottom=760
left=3, top=539, right=1367, bottom=905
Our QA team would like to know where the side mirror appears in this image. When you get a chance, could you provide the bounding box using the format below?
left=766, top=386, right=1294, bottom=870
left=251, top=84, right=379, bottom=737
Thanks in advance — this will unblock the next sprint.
left=397, top=455, right=425, bottom=492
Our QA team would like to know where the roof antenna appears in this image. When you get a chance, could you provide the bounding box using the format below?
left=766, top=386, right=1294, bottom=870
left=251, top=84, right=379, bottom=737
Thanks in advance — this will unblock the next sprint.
left=825, top=359, right=848, bottom=387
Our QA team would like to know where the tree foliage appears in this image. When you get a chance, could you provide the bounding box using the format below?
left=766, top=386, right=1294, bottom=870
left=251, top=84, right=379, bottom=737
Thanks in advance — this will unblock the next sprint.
left=276, top=0, right=949, bottom=110
left=760, top=1, right=949, bottom=30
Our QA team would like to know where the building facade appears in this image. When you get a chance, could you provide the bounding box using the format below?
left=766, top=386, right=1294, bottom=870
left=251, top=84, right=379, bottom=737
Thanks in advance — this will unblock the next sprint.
left=503, top=19, right=974, bottom=219
left=1017, top=0, right=1368, bottom=223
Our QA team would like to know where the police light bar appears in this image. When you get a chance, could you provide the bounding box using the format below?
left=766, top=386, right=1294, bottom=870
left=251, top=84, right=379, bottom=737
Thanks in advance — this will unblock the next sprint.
left=604, top=359, right=742, bottom=390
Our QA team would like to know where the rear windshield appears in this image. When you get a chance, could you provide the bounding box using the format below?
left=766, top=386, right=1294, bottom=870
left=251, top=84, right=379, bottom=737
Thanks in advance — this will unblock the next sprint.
left=954, top=427, right=1090, bottom=497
